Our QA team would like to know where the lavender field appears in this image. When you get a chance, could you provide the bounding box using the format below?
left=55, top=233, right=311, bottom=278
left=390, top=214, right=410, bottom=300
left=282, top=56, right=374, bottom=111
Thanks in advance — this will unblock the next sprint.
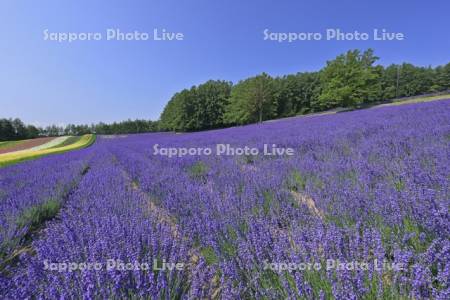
left=0, top=100, right=449, bottom=299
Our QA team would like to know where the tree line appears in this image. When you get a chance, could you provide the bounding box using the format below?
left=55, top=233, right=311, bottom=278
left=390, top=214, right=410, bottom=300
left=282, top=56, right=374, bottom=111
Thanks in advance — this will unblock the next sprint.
left=0, top=119, right=158, bottom=141
left=1, top=48, right=449, bottom=141
left=159, top=49, right=450, bottom=131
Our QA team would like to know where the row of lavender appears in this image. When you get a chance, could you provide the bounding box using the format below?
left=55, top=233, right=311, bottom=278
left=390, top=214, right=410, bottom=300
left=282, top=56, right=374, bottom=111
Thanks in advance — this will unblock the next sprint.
left=0, top=148, right=94, bottom=273
left=110, top=100, right=449, bottom=299
left=1, top=100, right=449, bottom=298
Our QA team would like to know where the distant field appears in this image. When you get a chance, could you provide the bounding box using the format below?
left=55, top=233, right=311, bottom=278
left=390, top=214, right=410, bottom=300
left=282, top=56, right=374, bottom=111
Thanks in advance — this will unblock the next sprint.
left=48, top=136, right=82, bottom=149
left=0, top=134, right=96, bottom=167
left=26, top=136, right=72, bottom=151
left=0, top=137, right=55, bottom=154
left=0, top=140, right=22, bottom=149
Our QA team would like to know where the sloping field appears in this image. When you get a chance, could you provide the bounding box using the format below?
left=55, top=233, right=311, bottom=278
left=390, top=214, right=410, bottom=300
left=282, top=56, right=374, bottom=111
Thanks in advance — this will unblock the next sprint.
left=0, top=137, right=55, bottom=154
left=375, top=93, right=450, bottom=108
left=3, top=136, right=75, bottom=155
left=0, top=134, right=96, bottom=167
left=48, top=135, right=82, bottom=148
left=0, top=100, right=448, bottom=298
left=26, top=136, right=71, bottom=151
left=0, top=141, right=22, bottom=150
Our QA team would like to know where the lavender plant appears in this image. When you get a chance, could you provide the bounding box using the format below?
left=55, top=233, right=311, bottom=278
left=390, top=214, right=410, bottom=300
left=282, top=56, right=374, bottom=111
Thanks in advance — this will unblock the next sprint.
left=1, top=100, right=449, bottom=299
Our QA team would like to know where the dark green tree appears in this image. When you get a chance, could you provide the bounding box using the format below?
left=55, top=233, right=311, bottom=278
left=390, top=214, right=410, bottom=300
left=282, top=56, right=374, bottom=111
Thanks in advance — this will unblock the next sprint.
left=191, top=80, right=232, bottom=130
left=274, top=72, right=321, bottom=116
left=159, top=80, right=232, bottom=131
left=224, top=73, right=276, bottom=125
left=432, top=63, right=450, bottom=92
left=0, top=119, right=15, bottom=141
left=318, top=49, right=381, bottom=108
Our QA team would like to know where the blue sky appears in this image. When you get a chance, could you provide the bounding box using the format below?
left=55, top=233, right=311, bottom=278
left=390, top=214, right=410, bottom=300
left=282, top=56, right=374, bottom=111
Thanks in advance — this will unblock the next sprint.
left=1, top=0, right=449, bottom=126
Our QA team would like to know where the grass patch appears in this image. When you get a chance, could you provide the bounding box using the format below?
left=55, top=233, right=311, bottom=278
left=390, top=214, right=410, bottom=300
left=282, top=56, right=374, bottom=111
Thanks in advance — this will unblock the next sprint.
left=218, top=226, right=238, bottom=259
left=394, top=179, right=405, bottom=192
left=303, top=268, right=333, bottom=299
left=0, top=166, right=88, bottom=274
left=287, top=170, right=306, bottom=192
left=0, top=134, right=96, bottom=168
left=259, top=269, right=288, bottom=298
left=0, top=140, right=23, bottom=149
left=262, top=191, right=273, bottom=215
left=238, top=220, right=249, bottom=235
left=200, top=246, right=218, bottom=265
left=252, top=191, right=279, bottom=216
left=373, top=215, right=432, bottom=254
left=16, top=199, right=61, bottom=231
left=187, top=161, right=209, bottom=182
left=0, top=199, right=61, bottom=272
left=362, top=270, right=412, bottom=300
left=286, top=170, right=324, bottom=193
left=325, top=213, right=356, bottom=228
left=219, top=240, right=237, bottom=259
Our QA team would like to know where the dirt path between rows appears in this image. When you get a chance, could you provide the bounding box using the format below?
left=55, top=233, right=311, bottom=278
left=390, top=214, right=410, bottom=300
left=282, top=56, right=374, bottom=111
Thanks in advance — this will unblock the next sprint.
left=118, top=164, right=222, bottom=298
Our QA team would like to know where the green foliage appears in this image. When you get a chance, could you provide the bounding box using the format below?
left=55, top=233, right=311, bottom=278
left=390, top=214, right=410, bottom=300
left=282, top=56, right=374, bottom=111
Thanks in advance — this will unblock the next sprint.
left=226, top=225, right=238, bottom=240
left=262, top=191, right=274, bottom=215
left=318, top=49, right=381, bottom=108
left=433, top=62, right=450, bottom=91
left=187, top=161, right=209, bottom=181
left=0, top=140, right=22, bottom=149
left=0, top=117, right=159, bottom=142
left=374, top=215, right=432, bottom=254
left=16, top=199, right=61, bottom=231
left=238, top=220, right=249, bottom=235
left=396, top=64, right=435, bottom=97
left=4, top=49, right=448, bottom=138
left=402, top=218, right=431, bottom=253
left=274, top=72, right=321, bottom=115
left=259, top=269, right=289, bottom=298
left=243, top=153, right=257, bottom=164
left=394, top=179, right=405, bottom=192
left=325, top=213, right=356, bottom=228
left=287, top=170, right=306, bottom=191
left=200, top=246, right=219, bottom=265
left=158, top=90, right=187, bottom=131
left=160, top=80, right=232, bottom=131
left=303, top=268, right=333, bottom=299
left=381, top=63, right=449, bottom=99
left=219, top=239, right=237, bottom=259
left=158, top=48, right=448, bottom=132
left=224, top=73, right=277, bottom=125
left=193, top=80, right=233, bottom=130
left=250, top=191, right=279, bottom=217
left=363, top=273, right=380, bottom=300
left=362, top=270, right=411, bottom=300
left=0, top=118, right=40, bottom=141
left=90, top=119, right=159, bottom=135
